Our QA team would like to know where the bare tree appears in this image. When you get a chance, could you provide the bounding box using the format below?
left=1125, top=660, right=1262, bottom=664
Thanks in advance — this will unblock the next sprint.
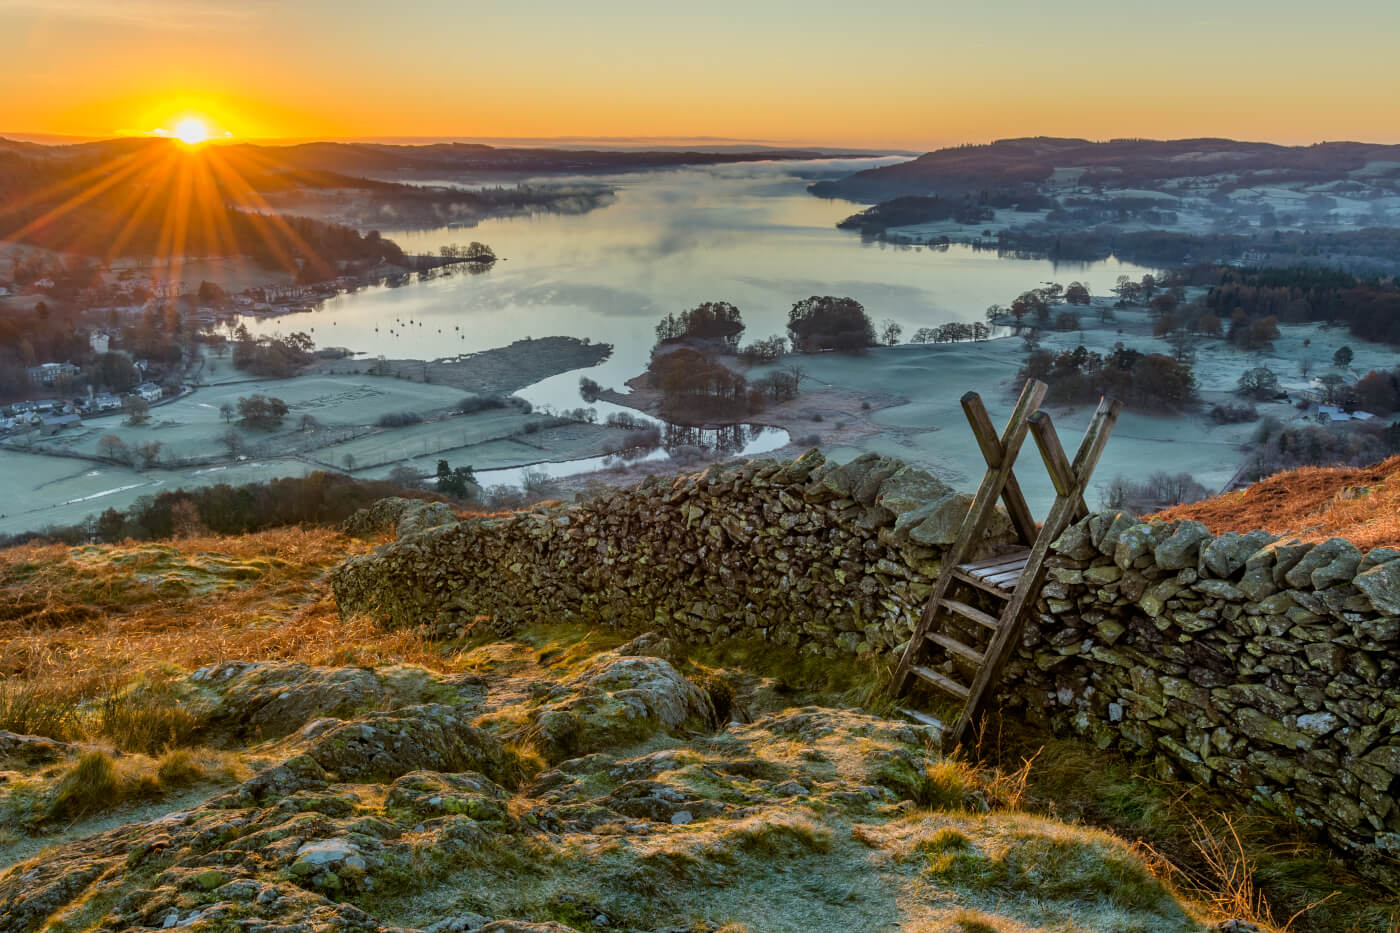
left=133, top=440, right=162, bottom=470
left=96, top=433, right=130, bottom=463
left=218, top=428, right=244, bottom=457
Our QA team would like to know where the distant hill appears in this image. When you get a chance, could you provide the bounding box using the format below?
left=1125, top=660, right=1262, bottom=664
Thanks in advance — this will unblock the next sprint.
left=810, top=136, right=1400, bottom=201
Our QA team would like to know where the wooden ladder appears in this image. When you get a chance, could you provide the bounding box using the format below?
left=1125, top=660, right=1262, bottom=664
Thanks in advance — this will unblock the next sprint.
left=892, top=379, right=1123, bottom=748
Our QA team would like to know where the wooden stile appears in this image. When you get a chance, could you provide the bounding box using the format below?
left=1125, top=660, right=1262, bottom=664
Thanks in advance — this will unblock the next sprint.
left=891, top=380, right=1123, bottom=748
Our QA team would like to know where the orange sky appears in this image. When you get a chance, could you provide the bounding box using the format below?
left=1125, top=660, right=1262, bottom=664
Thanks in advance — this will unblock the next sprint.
left=4, top=0, right=1399, bottom=149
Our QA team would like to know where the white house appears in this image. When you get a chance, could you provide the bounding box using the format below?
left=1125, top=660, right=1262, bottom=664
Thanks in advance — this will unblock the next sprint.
left=133, top=382, right=163, bottom=403
left=1316, top=405, right=1376, bottom=423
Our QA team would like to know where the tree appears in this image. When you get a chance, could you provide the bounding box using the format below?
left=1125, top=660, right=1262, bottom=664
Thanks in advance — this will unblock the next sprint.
left=1333, top=345, right=1354, bottom=369
left=1237, top=367, right=1280, bottom=400
left=236, top=394, right=289, bottom=430
left=123, top=396, right=150, bottom=426
left=787, top=296, right=875, bottom=352
left=342, top=453, right=357, bottom=472
left=387, top=465, right=423, bottom=489
left=218, top=429, right=244, bottom=457
left=95, top=507, right=126, bottom=542
left=219, top=402, right=235, bottom=423
left=654, top=301, right=746, bottom=350
left=880, top=319, right=903, bottom=346
left=133, top=440, right=162, bottom=470
left=96, top=434, right=130, bottom=463
left=435, top=459, right=479, bottom=499
left=1317, top=372, right=1348, bottom=404
left=1354, top=370, right=1400, bottom=415
left=1064, top=282, right=1091, bottom=306
left=1148, top=293, right=1179, bottom=319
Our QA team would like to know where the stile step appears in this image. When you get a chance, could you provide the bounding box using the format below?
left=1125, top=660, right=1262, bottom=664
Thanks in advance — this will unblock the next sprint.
left=927, top=631, right=986, bottom=665
left=950, top=568, right=1015, bottom=599
left=940, top=597, right=1003, bottom=631
left=912, top=665, right=971, bottom=699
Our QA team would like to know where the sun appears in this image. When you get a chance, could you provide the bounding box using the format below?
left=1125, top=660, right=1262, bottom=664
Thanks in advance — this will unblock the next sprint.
left=172, top=117, right=212, bottom=146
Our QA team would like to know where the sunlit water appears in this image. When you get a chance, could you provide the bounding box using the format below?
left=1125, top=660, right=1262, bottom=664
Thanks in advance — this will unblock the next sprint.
left=239, top=160, right=1155, bottom=478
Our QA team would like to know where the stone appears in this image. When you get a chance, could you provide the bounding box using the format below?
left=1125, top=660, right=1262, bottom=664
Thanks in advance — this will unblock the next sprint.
left=1114, top=522, right=1164, bottom=569
left=1090, top=511, right=1137, bottom=555
left=906, top=494, right=974, bottom=546
left=1154, top=521, right=1211, bottom=570
left=1201, top=531, right=1274, bottom=579
left=1083, top=564, right=1122, bottom=585
left=1052, top=519, right=1099, bottom=561
left=1355, top=559, right=1400, bottom=615
left=873, top=466, right=952, bottom=517
left=1283, top=538, right=1361, bottom=590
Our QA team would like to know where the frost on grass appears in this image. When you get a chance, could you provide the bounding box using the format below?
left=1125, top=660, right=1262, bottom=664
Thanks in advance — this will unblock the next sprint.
left=0, top=627, right=1207, bottom=933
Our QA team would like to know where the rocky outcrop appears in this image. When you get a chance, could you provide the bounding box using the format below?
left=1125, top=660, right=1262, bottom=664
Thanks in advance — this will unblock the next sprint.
left=187, top=661, right=486, bottom=742
left=332, top=453, right=1400, bottom=872
left=0, top=652, right=1200, bottom=933
left=342, top=497, right=458, bottom=539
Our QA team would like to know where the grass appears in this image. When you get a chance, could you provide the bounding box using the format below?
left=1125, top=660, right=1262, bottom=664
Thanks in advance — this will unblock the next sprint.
left=988, top=732, right=1400, bottom=933
left=0, top=527, right=463, bottom=732
left=1153, top=454, right=1400, bottom=549
left=36, top=747, right=244, bottom=824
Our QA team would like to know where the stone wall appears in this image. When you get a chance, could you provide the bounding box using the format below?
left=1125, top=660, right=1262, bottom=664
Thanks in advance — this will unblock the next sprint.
left=332, top=449, right=1012, bottom=651
left=1003, top=511, right=1400, bottom=877
left=331, top=450, right=1400, bottom=872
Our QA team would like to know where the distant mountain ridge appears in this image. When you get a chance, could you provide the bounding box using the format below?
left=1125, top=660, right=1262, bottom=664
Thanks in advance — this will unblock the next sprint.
left=0, top=136, right=880, bottom=180
left=810, top=136, right=1400, bottom=201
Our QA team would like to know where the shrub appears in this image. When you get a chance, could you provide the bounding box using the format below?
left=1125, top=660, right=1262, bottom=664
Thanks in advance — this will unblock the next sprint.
left=1237, top=367, right=1281, bottom=400
left=458, top=395, right=507, bottom=415
left=376, top=411, right=424, bottom=428
left=1209, top=403, right=1259, bottom=424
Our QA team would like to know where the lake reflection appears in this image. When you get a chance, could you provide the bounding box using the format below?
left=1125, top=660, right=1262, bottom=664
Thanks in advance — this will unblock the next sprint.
left=241, top=159, right=1156, bottom=411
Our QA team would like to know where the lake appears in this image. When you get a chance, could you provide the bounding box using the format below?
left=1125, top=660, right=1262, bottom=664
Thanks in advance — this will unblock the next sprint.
left=240, top=159, right=1157, bottom=418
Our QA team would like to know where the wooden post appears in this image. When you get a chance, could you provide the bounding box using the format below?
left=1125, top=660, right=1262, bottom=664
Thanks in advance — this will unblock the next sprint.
left=962, top=393, right=1039, bottom=546
left=949, top=395, right=1123, bottom=747
left=892, top=379, right=1047, bottom=695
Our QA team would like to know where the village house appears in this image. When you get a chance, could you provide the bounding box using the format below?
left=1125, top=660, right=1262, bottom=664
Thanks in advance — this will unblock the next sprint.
left=27, top=361, right=80, bottom=387
left=1316, top=405, right=1377, bottom=424
left=39, top=413, right=82, bottom=436
left=133, top=382, right=164, bottom=403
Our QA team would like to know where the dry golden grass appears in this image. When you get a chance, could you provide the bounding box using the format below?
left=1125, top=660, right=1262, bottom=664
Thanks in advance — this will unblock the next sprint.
left=0, top=526, right=452, bottom=739
left=1153, top=455, right=1400, bottom=550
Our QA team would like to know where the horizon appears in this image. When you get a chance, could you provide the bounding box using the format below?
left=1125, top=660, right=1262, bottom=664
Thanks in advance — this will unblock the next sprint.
left=4, top=0, right=1399, bottom=148
left=5, top=131, right=1400, bottom=154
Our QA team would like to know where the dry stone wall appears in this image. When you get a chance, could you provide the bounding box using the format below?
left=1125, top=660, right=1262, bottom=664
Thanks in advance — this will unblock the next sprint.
left=332, top=451, right=1400, bottom=872
left=1004, top=511, right=1400, bottom=878
left=332, top=449, right=1012, bottom=651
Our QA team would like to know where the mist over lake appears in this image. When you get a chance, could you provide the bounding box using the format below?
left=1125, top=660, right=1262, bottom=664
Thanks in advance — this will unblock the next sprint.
left=240, top=159, right=1156, bottom=409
